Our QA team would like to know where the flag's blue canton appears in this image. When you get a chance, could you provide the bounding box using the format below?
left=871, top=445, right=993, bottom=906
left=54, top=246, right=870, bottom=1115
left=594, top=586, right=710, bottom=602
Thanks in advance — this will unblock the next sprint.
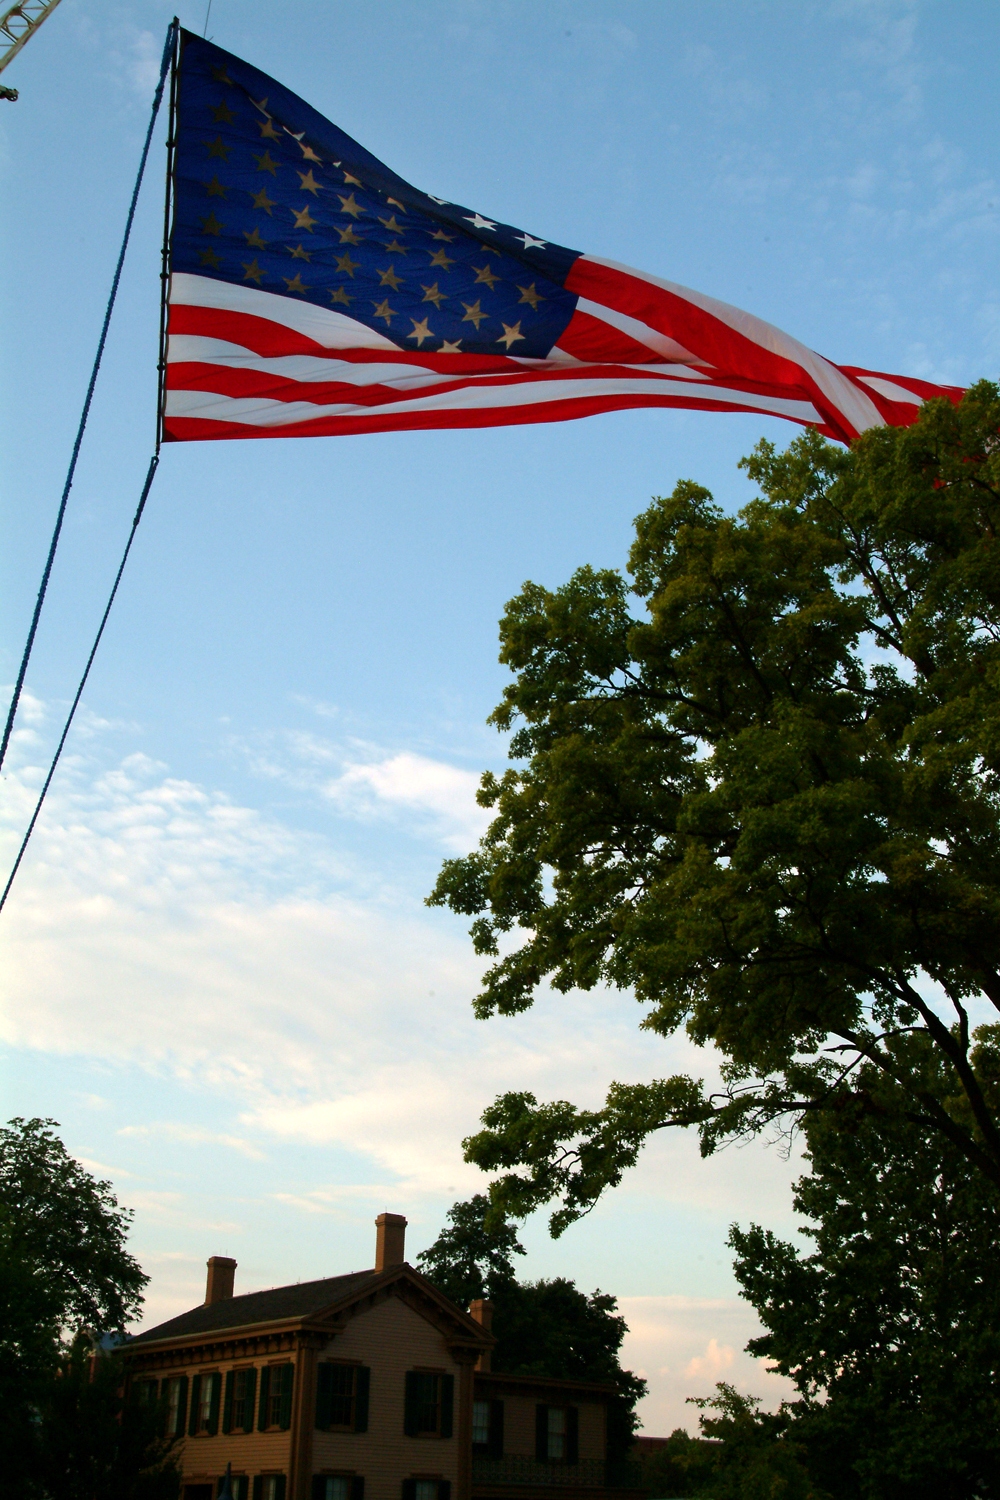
left=172, top=33, right=581, bottom=358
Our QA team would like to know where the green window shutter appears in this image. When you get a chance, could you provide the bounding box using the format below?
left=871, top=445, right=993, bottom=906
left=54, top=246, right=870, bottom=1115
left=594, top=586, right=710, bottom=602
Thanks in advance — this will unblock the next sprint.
left=566, top=1407, right=578, bottom=1465
left=440, top=1374, right=454, bottom=1439
left=403, top=1371, right=419, bottom=1437
left=222, top=1371, right=235, bottom=1435
left=535, top=1405, right=549, bottom=1462
left=175, top=1374, right=188, bottom=1434
left=402, top=1482, right=417, bottom=1500
left=189, top=1375, right=203, bottom=1438
left=439, top=1483, right=451, bottom=1500
left=354, top=1366, right=370, bottom=1433
left=275, top=1478, right=287, bottom=1500
left=351, top=1479, right=365, bottom=1500
left=252, top=1479, right=263, bottom=1500
left=258, top=1366, right=272, bottom=1431
left=208, top=1372, right=222, bottom=1436
left=243, top=1368, right=257, bottom=1434
left=279, top=1365, right=294, bottom=1430
left=315, top=1362, right=333, bottom=1430
left=489, top=1400, right=504, bottom=1459
left=311, top=1479, right=325, bottom=1500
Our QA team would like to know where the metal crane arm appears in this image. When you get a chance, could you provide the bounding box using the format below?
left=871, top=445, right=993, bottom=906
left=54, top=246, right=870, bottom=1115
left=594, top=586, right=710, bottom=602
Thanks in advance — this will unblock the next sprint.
left=0, top=0, right=63, bottom=86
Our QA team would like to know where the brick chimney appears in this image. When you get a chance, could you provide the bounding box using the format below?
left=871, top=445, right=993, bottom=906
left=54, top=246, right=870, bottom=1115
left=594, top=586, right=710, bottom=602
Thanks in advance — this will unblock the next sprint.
left=375, top=1212, right=407, bottom=1272
left=205, top=1256, right=237, bottom=1305
left=469, top=1298, right=494, bottom=1371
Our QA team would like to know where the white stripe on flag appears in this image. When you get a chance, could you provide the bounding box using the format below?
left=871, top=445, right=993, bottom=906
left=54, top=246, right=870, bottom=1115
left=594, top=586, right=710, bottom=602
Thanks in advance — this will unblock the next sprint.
left=165, top=379, right=823, bottom=427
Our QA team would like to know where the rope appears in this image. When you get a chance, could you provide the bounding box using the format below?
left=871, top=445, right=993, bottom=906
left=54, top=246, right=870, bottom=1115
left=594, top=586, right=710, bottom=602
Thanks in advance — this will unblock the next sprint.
left=0, top=17, right=177, bottom=776
left=0, top=455, right=160, bottom=915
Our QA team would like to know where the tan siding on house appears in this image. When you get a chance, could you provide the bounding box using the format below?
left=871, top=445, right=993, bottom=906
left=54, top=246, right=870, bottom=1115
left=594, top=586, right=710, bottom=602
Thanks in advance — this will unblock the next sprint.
left=313, top=1295, right=463, bottom=1500
left=497, top=1394, right=537, bottom=1460
left=576, top=1402, right=606, bottom=1466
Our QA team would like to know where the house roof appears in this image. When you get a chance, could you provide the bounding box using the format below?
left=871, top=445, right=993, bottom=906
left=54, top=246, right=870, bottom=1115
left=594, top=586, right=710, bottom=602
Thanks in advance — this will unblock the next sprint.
left=128, top=1263, right=495, bottom=1353
left=129, top=1267, right=381, bottom=1345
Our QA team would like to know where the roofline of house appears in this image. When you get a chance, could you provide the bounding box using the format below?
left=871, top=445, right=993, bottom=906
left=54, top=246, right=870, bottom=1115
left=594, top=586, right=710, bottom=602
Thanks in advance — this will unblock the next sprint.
left=124, top=1262, right=494, bottom=1358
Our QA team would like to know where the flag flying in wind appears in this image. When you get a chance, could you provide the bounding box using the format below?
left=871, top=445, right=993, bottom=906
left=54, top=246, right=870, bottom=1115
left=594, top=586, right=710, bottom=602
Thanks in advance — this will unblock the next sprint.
left=164, top=31, right=963, bottom=446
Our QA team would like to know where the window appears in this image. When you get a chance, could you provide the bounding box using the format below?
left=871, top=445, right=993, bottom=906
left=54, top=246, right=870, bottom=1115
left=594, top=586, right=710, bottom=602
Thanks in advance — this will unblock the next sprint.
left=311, top=1478, right=364, bottom=1500
left=198, top=1379, right=215, bottom=1432
left=535, top=1404, right=578, bottom=1464
left=257, top=1364, right=294, bottom=1432
left=472, top=1402, right=490, bottom=1448
left=401, top=1482, right=450, bottom=1500
left=403, top=1372, right=454, bottom=1438
left=253, top=1478, right=286, bottom=1500
left=189, top=1373, right=222, bottom=1437
left=164, top=1377, right=188, bottom=1437
left=134, top=1378, right=158, bottom=1407
left=225, top=1368, right=257, bottom=1435
left=472, top=1399, right=503, bottom=1458
left=315, top=1363, right=369, bottom=1432
left=216, top=1479, right=249, bottom=1500
left=317, top=1480, right=350, bottom=1500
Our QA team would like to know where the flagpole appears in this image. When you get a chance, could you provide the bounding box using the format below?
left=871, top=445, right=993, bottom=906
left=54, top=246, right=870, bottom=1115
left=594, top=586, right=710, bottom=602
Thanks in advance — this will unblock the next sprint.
left=0, top=16, right=178, bottom=778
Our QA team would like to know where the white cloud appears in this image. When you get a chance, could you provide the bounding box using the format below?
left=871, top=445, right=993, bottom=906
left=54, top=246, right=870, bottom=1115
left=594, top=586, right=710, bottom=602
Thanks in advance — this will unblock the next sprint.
left=323, top=751, right=490, bottom=851
left=620, top=1296, right=795, bottom=1436
left=685, top=1337, right=736, bottom=1380
left=119, top=1123, right=267, bottom=1161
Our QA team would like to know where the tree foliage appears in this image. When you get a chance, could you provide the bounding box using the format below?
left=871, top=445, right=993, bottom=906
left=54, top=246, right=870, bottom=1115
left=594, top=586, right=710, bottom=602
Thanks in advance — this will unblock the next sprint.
left=415, top=1192, right=527, bottom=1305
left=0, top=1116, right=147, bottom=1334
left=729, top=1046, right=1000, bottom=1499
left=0, top=1118, right=165, bottom=1497
left=427, top=385, right=1000, bottom=1231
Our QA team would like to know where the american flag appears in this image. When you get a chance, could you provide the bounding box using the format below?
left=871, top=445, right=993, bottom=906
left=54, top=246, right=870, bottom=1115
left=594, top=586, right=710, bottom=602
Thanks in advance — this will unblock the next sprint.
left=164, top=31, right=963, bottom=446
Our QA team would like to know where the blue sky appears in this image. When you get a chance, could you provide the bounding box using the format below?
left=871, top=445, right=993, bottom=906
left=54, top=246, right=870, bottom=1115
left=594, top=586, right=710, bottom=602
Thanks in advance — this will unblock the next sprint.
left=1, top=0, right=997, bottom=1433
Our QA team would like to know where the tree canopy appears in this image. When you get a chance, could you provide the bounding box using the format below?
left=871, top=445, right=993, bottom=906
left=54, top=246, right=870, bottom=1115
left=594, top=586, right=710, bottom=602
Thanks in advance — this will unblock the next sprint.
left=729, top=1045, right=1000, bottom=1498
left=0, top=1116, right=147, bottom=1334
left=0, top=1117, right=166, bottom=1498
left=428, top=384, right=1000, bottom=1232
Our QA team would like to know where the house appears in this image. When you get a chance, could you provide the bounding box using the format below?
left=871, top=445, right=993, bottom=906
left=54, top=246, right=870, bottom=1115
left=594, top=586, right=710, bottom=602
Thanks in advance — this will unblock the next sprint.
left=123, top=1214, right=640, bottom=1500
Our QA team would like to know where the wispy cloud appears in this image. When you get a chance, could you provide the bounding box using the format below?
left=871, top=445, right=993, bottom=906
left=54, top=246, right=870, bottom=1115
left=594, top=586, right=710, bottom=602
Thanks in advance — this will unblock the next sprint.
left=119, top=1122, right=267, bottom=1161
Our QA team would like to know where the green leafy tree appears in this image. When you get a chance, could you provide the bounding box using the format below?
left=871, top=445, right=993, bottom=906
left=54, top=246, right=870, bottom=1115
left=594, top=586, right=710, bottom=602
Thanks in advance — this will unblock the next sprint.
left=418, top=1196, right=646, bottom=1461
left=687, top=1385, right=818, bottom=1500
left=729, top=1045, right=1000, bottom=1499
left=428, top=384, right=1000, bottom=1232
left=0, top=1118, right=154, bottom=1496
left=0, top=1117, right=147, bottom=1333
left=415, top=1192, right=526, bottom=1304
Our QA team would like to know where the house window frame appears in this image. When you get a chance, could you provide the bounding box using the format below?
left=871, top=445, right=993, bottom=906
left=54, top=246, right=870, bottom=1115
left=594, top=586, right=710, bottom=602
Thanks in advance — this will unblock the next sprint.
left=313, top=1474, right=357, bottom=1500
left=546, top=1406, right=568, bottom=1461
left=471, top=1401, right=491, bottom=1450
left=324, top=1362, right=357, bottom=1431
left=163, top=1376, right=187, bottom=1438
left=405, top=1368, right=453, bottom=1439
left=535, top=1403, right=578, bottom=1465
left=193, top=1371, right=221, bottom=1437
left=228, top=1367, right=255, bottom=1434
